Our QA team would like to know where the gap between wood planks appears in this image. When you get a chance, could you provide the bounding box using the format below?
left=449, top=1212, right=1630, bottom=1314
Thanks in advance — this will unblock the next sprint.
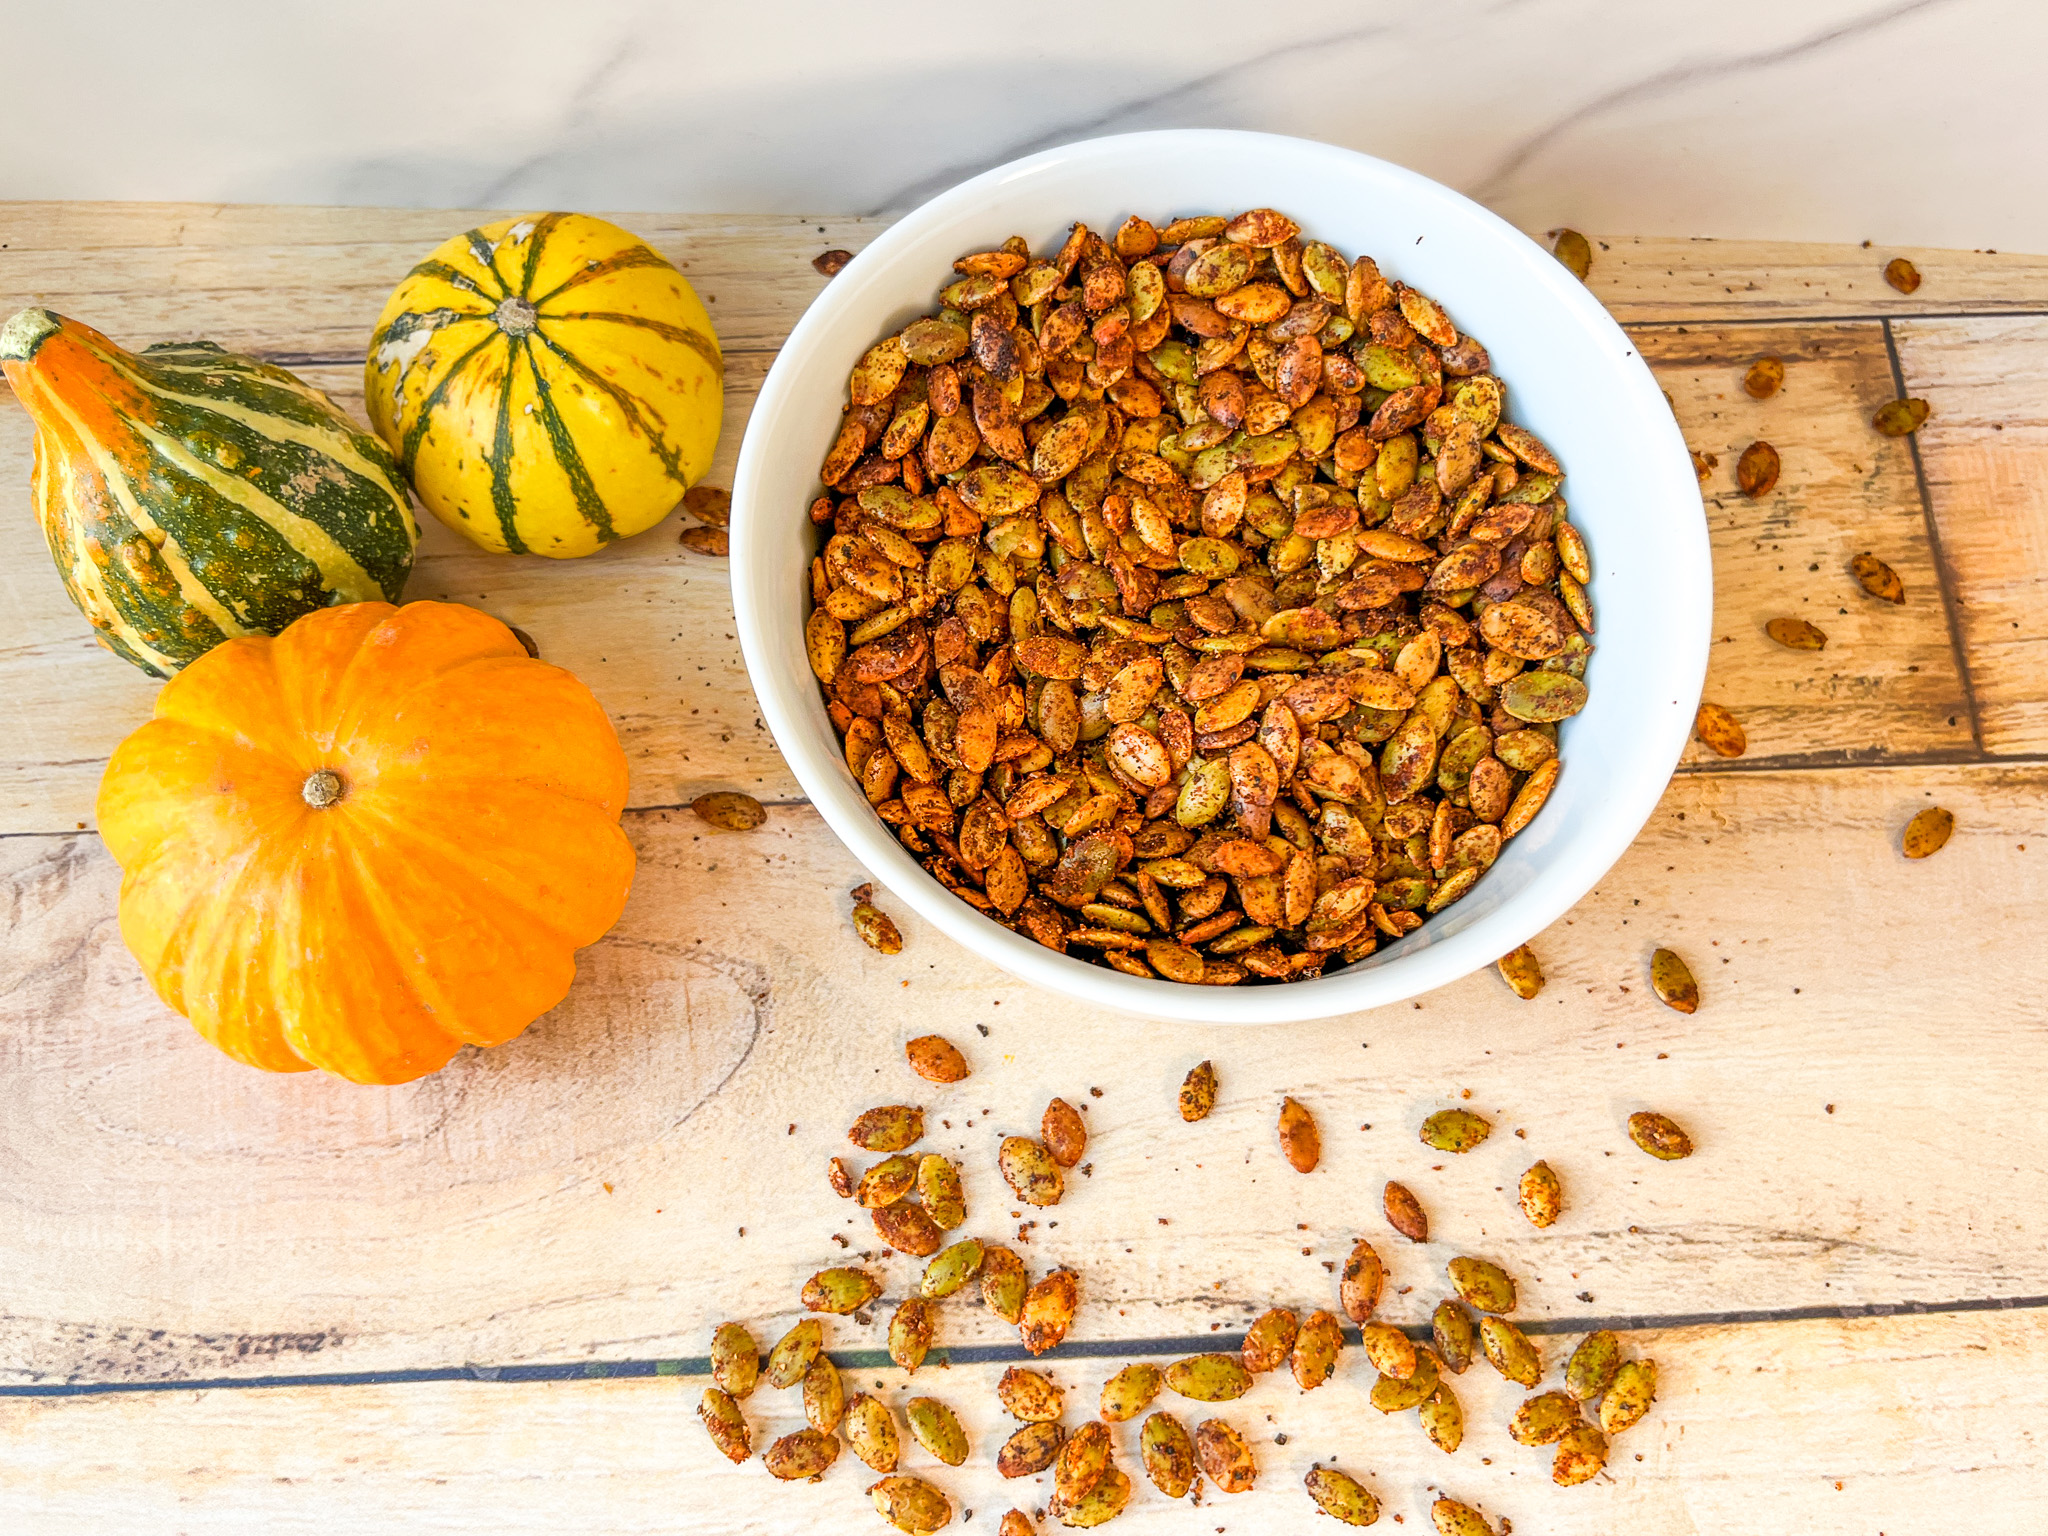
left=8, top=1291, right=2046, bottom=1399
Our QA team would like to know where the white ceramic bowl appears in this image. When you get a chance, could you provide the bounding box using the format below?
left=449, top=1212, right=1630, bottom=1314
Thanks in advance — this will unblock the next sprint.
left=733, top=129, right=1709, bottom=1023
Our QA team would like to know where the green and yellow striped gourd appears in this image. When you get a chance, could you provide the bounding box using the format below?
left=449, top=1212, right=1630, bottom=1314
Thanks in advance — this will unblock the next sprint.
left=0, top=308, right=418, bottom=677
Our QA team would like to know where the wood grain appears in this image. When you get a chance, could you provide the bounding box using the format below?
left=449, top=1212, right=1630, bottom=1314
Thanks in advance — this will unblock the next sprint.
left=4, top=1308, right=2045, bottom=1535
left=4, top=761, right=2042, bottom=1386
left=1893, top=315, right=2048, bottom=755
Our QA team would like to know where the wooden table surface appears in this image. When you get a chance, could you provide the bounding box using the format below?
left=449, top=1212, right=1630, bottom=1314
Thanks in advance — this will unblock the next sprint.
left=2, top=206, right=2046, bottom=1535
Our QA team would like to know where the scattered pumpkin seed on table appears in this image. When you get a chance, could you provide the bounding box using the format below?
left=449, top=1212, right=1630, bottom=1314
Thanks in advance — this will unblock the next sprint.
left=1566, top=1330, right=1622, bottom=1401
left=846, top=1393, right=902, bottom=1472
left=1361, top=1319, right=1420, bottom=1380
left=1305, top=1465, right=1382, bottom=1525
left=803, top=209, right=1596, bottom=984
left=1650, top=947, right=1700, bottom=1012
left=1552, top=229, right=1593, bottom=280
left=1384, top=1179, right=1429, bottom=1242
left=906, top=1396, right=969, bottom=1466
left=1000, top=1510, right=1034, bottom=1536
left=1340, top=1240, right=1385, bottom=1322
left=1020, top=1268, right=1079, bottom=1355
left=1765, top=616, right=1827, bottom=651
left=1495, top=942, right=1544, bottom=998
left=1449, top=1255, right=1517, bottom=1314
left=1552, top=1421, right=1609, bottom=1485
left=1519, top=1160, right=1564, bottom=1227
left=870, top=1473, right=952, bottom=1533
left=678, top=526, right=729, bottom=556
left=874, top=1199, right=944, bottom=1256
left=1053, top=1420, right=1112, bottom=1503
left=1194, top=1418, right=1257, bottom=1492
left=1883, top=256, right=1922, bottom=293
left=857, top=1152, right=918, bottom=1207
left=920, top=1238, right=984, bottom=1298
left=1432, top=1299, right=1477, bottom=1373
left=803, top=1265, right=880, bottom=1314
left=1736, top=440, right=1781, bottom=497
left=1903, top=805, right=1955, bottom=858
left=1432, top=1495, right=1494, bottom=1536
left=998, top=1420, right=1065, bottom=1478
left=1057, top=1466, right=1133, bottom=1528
left=1509, top=1388, right=1581, bottom=1445
left=1743, top=356, right=1784, bottom=398
left=999, top=1135, right=1065, bottom=1205
left=691, top=790, right=764, bottom=829
left=1874, top=397, right=1932, bottom=435
left=698, top=1387, right=750, bottom=1463
left=1101, top=1360, right=1163, bottom=1419
left=764, top=1426, right=839, bottom=1480
left=905, top=1033, right=969, bottom=1081
left=1629, top=1110, right=1695, bottom=1160
left=1178, top=1059, right=1218, bottom=1120
left=814, top=248, right=855, bottom=278
left=917, top=1153, right=967, bottom=1229
left=981, top=1245, right=1028, bottom=1322
left=1278, top=1095, right=1321, bottom=1171
left=998, top=1365, right=1063, bottom=1422
left=1421, top=1107, right=1491, bottom=1153
left=851, top=884, right=905, bottom=954
left=850, top=1103, right=924, bottom=1151
left=889, top=1297, right=933, bottom=1372
left=1042, top=1097, right=1088, bottom=1165
left=1140, top=1409, right=1197, bottom=1496
left=1480, top=1315, right=1543, bottom=1387
left=764, top=1318, right=822, bottom=1388
left=1239, top=1308, right=1298, bottom=1374
left=1601, top=1357, right=1659, bottom=1434
left=1850, top=551, right=1906, bottom=604
left=802, top=1354, right=844, bottom=1434
left=1292, top=1309, right=1346, bottom=1388
left=1693, top=701, right=1747, bottom=758
left=709, top=1322, right=758, bottom=1398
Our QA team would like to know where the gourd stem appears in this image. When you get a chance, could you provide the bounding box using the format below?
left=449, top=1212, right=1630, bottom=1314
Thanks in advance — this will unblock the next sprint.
left=493, top=297, right=539, bottom=337
left=302, top=769, right=346, bottom=809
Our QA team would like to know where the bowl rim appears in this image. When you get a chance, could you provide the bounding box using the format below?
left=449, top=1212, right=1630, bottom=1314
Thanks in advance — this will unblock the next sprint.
left=732, top=128, right=1710, bottom=1023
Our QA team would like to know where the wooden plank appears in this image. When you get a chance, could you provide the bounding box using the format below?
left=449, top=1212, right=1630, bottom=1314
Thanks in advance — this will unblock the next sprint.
left=1893, top=315, right=2048, bottom=756
left=0, top=204, right=882, bottom=358
left=3, top=760, right=2042, bottom=1385
left=1587, top=234, right=2048, bottom=323
left=0, top=320, right=1984, bottom=833
left=4, top=1308, right=2045, bottom=1534
left=1643, top=322, right=1974, bottom=768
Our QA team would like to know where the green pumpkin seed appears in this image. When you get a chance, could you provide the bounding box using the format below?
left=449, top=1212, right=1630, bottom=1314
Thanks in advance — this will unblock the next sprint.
left=1304, top=1465, right=1381, bottom=1525
left=1421, top=1108, right=1492, bottom=1154
left=917, top=1154, right=966, bottom=1230
left=1292, top=1309, right=1344, bottom=1389
left=1431, top=1497, right=1493, bottom=1536
left=764, top=1318, right=822, bottom=1388
left=1100, top=1361, right=1163, bottom=1421
left=1904, top=805, right=1954, bottom=858
left=1509, top=1389, right=1580, bottom=1445
left=1179, top=1060, right=1218, bottom=1121
left=1178, top=536, right=1241, bottom=577
left=1629, top=1110, right=1694, bottom=1160
left=845, top=1392, right=901, bottom=1473
left=698, top=1386, right=750, bottom=1463
left=870, top=1473, right=953, bottom=1533
left=1499, top=669, right=1588, bottom=722
left=858, top=1153, right=920, bottom=1208
left=1369, top=1348, right=1439, bottom=1412
left=803, top=1266, right=881, bottom=1315
left=1165, top=1352, right=1252, bottom=1402
left=1566, top=1331, right=1621, bottom=1401
left=1421, top=1382, right=1464, bottom=1453
left=906, top=1396, right=969, bottom=1466
left=1185, top=244, right=1254, bottom=297
left=901, top=318, right=970, bottom=364
left=1600, top=1358, right=1658, bottom=1434
left=1519, top=1160, right=1563, bottom=1228
left=1448, top=1256, right=1516, bottom=1315
left=1552, top=1422, right=1609, bottom=1486
left=764, top=1426, right=839, bottom=1480
left=803, top=1355, right=845, bottom=1434
left=998, top=1365, right=1062, bottom=1422
left=850, top=1105, right=925, bottom=1152
left=1494, top=728, right=1557, bottom=771
left=1054, top=1420, right=1111, bottom=1504
left=1058, top=1466, right=1132, bottom=1527
left=1140, top=1410, right=1196, bottom=1497
left=981, top=1245, right=1028, bottom=1323
left=920, top=1238, right=985, bottom=1299
left=1496, top=945, right=1544, bottom=1000
left=889, top=1297, right=933, bottom=1373
left=1240, top=1308, right=1298, bottom=1375
left=997, top=1419, right=1064, bottom=1477
left=1480, top=1316, right=1542, bottom=1387
left=999, top=1136, right=1065, bottom=1206
left=710, top=1322, right=759, bottom=1399
left=1361, top=1320, right=1418, bottom=1379
left=1432, top=1300, right=1476, bottom=1374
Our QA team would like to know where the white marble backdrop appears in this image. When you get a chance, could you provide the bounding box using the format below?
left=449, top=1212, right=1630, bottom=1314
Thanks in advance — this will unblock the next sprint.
left=6, top=0, right=2042, bottom=247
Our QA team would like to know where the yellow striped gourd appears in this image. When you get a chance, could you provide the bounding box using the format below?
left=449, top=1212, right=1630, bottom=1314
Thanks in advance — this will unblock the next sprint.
left=0, top=307, right=418, bottom=677
left=364, top=212, right=723, bottom=558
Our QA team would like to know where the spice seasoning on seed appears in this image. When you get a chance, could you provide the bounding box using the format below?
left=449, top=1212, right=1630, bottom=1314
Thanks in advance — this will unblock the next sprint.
left=802, top=210, right=1592, bottom=983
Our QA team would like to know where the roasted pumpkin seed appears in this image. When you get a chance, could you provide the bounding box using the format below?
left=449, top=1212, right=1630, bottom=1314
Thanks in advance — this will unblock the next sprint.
left=1057, top=1466, right=1131, bottom=1528
left=1903, top=805, right=1955, bottom=858
left=982, top=1246, right=1028, bottom=1323
left=1874, top=397, right=1932, bottom=436
left=1649, top=948, right=1700, bottom=1012
left=678, top=525, right=729, bottom=556
left=906, top=1396, right=969, bottom=1466
left=858, top=1153, right=919, bottom=1208
left=1179, top=1060, right=1218, bottom=1120
left=1054, top=1420, right=1111, bottom=1503
left=906, top=1034, right=969, bottom=1082
left=1000, top=1136, right=1066, bottom=1206
left=1421, top=1381, right=1464, bottom=1453
left=1165, top=1352, right=1252, bottom=1402
left=1628, top=1110, right=1694, bottom=1160
left=1292, top=1309, right=1345, bottom=1389
left=1480, top=1315, right=1542, bottom=1387
left=692, top=790, right=764, bottom=830
left=846, top=1392, right=901, bottom=1472
left=1278, top=1096, right=1321, bottom=1172
left=1369, top=1347, right=1439, bottom=1411
left=765, top=1318, right=823, bottom=1388
left=890, top=1297, right=933, bottom=1373
left=1737, top=440, right=1780, bottom=498
left=1042, top=1097, right=1088, bottom=1166
left=918, top=1154, right=967, bottom=1230
left=1240, top=1308, right=1298, bottom=1375
left=1519, top=1161, right=1563, bottom=1228
left=1384, top=1181, right=1429, bottom=1243
left=850, top=1105, right=926, bottom=1154
left=1884, top=257, right=1922, bottom=294
left=998, top=1365, right=1062, bottom=1422
left=1600, top=1358, right=1658, bottom=1434
left=698, top=1386, right=750, bottom=1463
left=1496, top=944, right=1544, bottom=999
left=1304, top=1465, right=1381, bottom=1526
left=1432, top=1300, right=1476, bottom=1374
left=1449, top=1256, right=1517, bottom=1315
left=1020, top=1269, right=1078, bottom=1355
left=1140, top=1410, right=1197, bottom=1497
left=1765, top=616, right=1827, bottom=650
left=1509, top=1389, right=1580, bottom=1446
left=1340, top=1241, right=1385, bottom=1323
left=1194, top=1418, right=1256, bottom=1492
left=1552, top=1422, right=1609, bottom=1486
left=710, top=1322, right=759, bottom=1399
left=1849, top=550, right=1906, bottom=604
left=875, top=1200, right=945, bottom=1257
left=803, top=1354, right=845, bottom=1434
left=855, top=900, right=905, bottom=953
left=920, top=1239, right=985, bottom=1299
left=1000, top=1511, right=1034, bottom=1536
left=1361, top=1320, right=1419, bottom=1380
left=870, top=1473, right=952, bottom=1533
left=1693, top=702, right=1747, bottom=758
left=998, top=1420, right=1065, bottom=1478
left=1552, top=229, right=1593, bottom=280
left=764, top=1426, right=839, bottom=1480
left=1743, top=355, right=1785, bottom=398
left=804, top=1265, right=881, bottom=1314
left=1431, top=1497, right=1492, bottom=1536
left=1100, top=1361, right=1162, bottom=1421
left=1565, top=1330, right=1621, bottom=1402
left=1421, top=1108, right=1492, bottom=1154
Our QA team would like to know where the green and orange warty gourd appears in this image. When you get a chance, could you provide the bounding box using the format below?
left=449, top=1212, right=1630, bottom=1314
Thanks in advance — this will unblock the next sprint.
left=0, top=307, right=417, bottom=677
left=364, top=212, right=723, bottom=559
left=96, top=600, right=635, bottom=1084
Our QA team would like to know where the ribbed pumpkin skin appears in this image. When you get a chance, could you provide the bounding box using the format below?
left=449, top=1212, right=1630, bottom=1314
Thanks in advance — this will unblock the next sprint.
left=0, top=308, right=418, bottom=678
left=97, top=600, right=635, bottom=1085
left=364, top=212, right=723, bottom=559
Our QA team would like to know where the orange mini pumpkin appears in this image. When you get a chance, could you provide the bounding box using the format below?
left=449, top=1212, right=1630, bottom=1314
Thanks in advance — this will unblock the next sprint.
left=97, top=600, right=634, bottom=1084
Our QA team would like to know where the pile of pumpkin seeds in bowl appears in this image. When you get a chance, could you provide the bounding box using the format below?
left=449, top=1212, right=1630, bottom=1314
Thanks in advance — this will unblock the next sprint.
left=803, top=208, right=1593, bottom=985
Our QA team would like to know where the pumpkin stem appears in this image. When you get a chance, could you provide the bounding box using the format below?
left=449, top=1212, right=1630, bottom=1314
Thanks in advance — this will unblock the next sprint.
left=493, top=296, right=539, bottom=337
left=302, top=769, right=346, bottom=809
